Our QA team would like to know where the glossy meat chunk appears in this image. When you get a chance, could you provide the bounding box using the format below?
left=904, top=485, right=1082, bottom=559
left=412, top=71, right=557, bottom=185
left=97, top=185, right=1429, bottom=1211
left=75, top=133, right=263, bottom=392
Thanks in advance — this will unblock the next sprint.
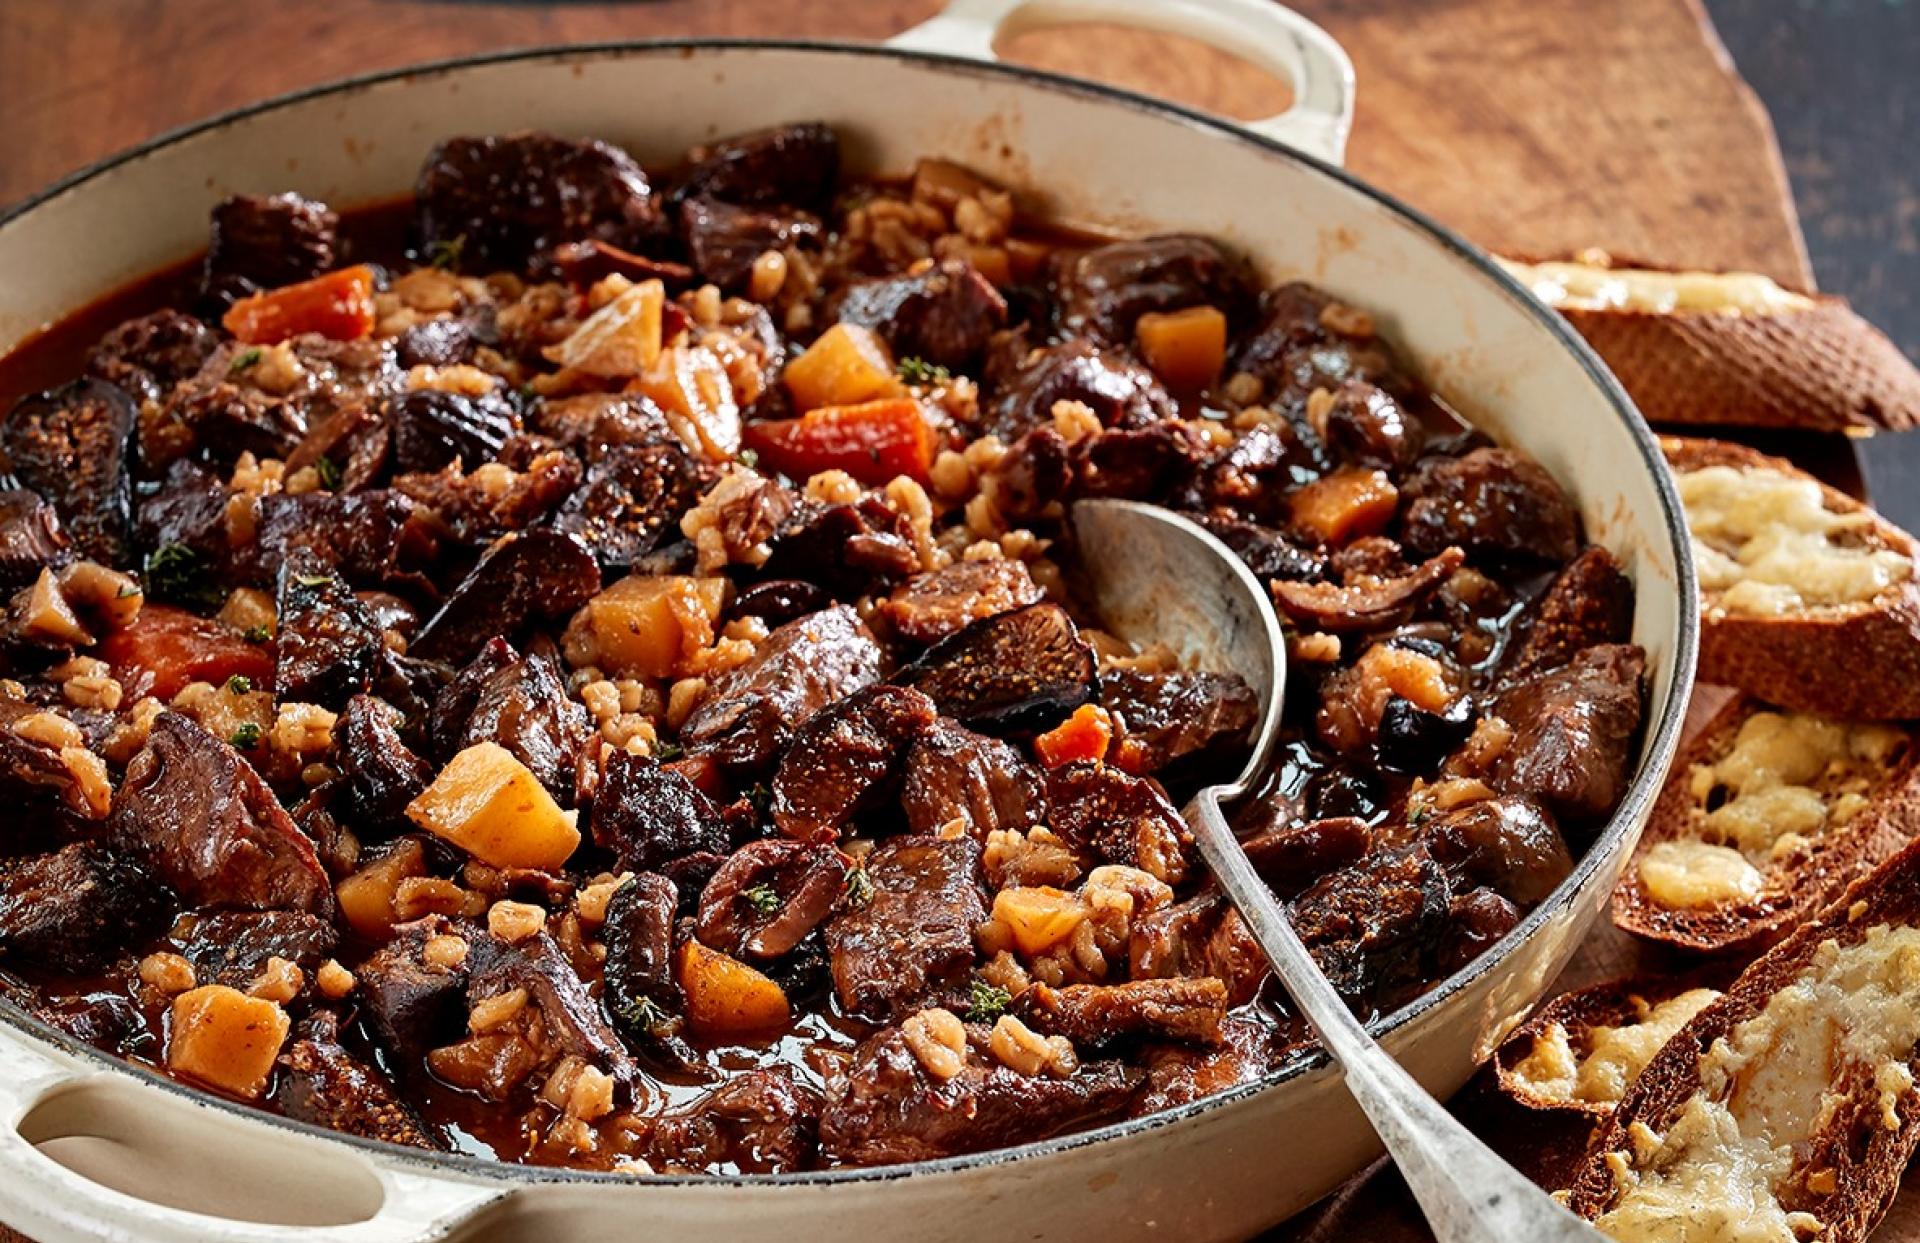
left=680, top=605, right=884, bottom=773
left=1401, top=447, right=1580, bottom=567
left=1505, top=546, right=1635, bottom=679
left=241, top=488, right=435, bottom=590
left=387, top=389, right=518, bottom=474
left=430, top=637, right=590, bottom=802
left=0, top=491, right=71, bottom=588
left=1101, top=669, right=1259, bottom=775
left=681, top=196, right=822, bottom=292
left=983, top=337, right=1177, bottom=441
left=835, top=258, right=1008, bottom=370
left=464, top=930, right=638, bottom=1091
left=109, top=714, right=333, bottom=916
left=1134, top=1012, right=1287, bottom=1116
left=759, top=496, right=919, bottom=600
left=825, top=835, right=985, bottom=1022
left=1016, top=978, right=1228, bottom=1048
left=1044, top=762, right=1194, bottom=885
left=900, top=719, right=1047, bottom=840
left=156, top=336, right=400, bottom=466
left=896, top=602, right=1096, bottom=734
left=1052, top=234, right=1252, bottom=345
left=1228, top=281, right=1402, bottom=413
left=1191, top=514, right=1326, bottom=585
left=1290, top=845, right=1453, bottom=1014
left=0, top=843, right=168, bottom=973
left=85, top=309, right=220, bottom=406
left=202, top=193, right=339, bottom=306
left=645, top=1066, right=823, bottom=1175
left=3, top=378, right=136, bottom=562
left=334, top=694, right=434, bottom=836
left=410, top=530, right=602, bottom=665
left=177, top=910, right=340, bottom=988
left=1129, top=892, right=1267, bottom=1007
left=820, top=1024, right=1141, bottom=1164
left=358, top=918, right=471, bottom=1062
left=1418, top=796, right=1571, bottom=906
left=591, top=751, right=733, bottom=874
left=1491, top=643, right=1647, bottom=824
left=414, top=132, right=656, bottom=272
left=698, top=839, right=848, bottom=960
left=770, top=684, right=937, bottom=841
left=676, top=122, right=840, bottom=210
left=273, top=551, right=383, bottom=710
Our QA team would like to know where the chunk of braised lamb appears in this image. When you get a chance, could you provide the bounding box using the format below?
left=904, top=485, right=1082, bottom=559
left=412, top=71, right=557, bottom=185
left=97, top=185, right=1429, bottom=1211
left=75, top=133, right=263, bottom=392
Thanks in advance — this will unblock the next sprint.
left=900, top=718, right=1047, bottom=840
left=0, top=843, right=168, bottom=973
left=1134, top=1012, right=1288, bottom=1116
left=281, top=1012, right=441, bottom=1150
left=834, top=258, right=1008, bottom=370
left=393, top=450, right=580, bottom=547
left=1044, top=762, right=1193, bottom=886
left=0, top=491, right=71, bottom=588
left=757, top=495, right=919, bottom=599
left=726, top=579, right=832, bottom=630
left=241, top=488, right=438, bottom=591
left=1017, top=978, right=1227, bottom=1048
left=1418, top=796, right=1571, bottom=907
left=771, top=686, right=938, bottom=841
left=676, top=122, right=840, bottom=210
left=1129, top=892, right=1267, bottom=1006
left=414, top=132, right=656, bottom=273
left=1289, top=844, right=1452, bottom=1015
left=1238, top=814, right=1371, bottom=898
left=555, top=441, right=710, bottom=568
left=530, top=393, right=676, bottom=452
left=395, top=316, right=480, bottom=369
left=600, top=873, right=701, bottom=1067
left=358, top=917, right=471, bottom=1062
left=465, top=929, right=637, bottom=1091
left=698, top=839, right=848, bottom=960
left=1101, top=669, right=1258, bottom=776
left=387, top=388, right=519, bottom=474
left=3, top=378, right=136, bottom=563
left=643, top=1065, right=822, bottom=1174
left=85, top=309, right=220, bottom=406
left=1491, top=643, right=1647, bottom=825
left=1052, top=235, right=1253, bottom=346
left=983, top=337, right=1178, bottom=441
left=273, top=552, right=383, bottom=710
left=430, top=637, right=589, bottom=802
left=820, top=1023, right=1142, bottom=1165
left=25, top=990, right=144, bottom=1051
left=681, top=604, right=884, bottom=773
left=590, top=752, right=733, bottom=875
left=1504, top=546, right=1635, bottom=681
left=335, top=694, right=433, bottom=836
left=1401, top=447, right=1579, bottom=567
left=410, top=530, right=601, bottom=666
left=177, top=910, right=339, bottom=989
left=988, top=426, right=1072, bottom=523
left=286, top=404, right=390, bottom=494
left=156, top=335, right=401, bottom=467
left=201, top=193, right=338, bottom=308
left=1439, top=888, right=1523, bottom=974
left=895, top=602, right=1096, bottom=734
left=109, top=713, right=333, bottom=915
left=1320, top=380, right=1423, bottom=472
left=681, top=196, right=821, bottom=292
left=825, top=835, right=985, bottom=1022
left=1228, top=282, right=1403, bottom=413
left=1191, top=513, right=1326, bottom=585
left=134, top=460, right=233, bottom=565
left=1070, top=421, right=1210, bottom=501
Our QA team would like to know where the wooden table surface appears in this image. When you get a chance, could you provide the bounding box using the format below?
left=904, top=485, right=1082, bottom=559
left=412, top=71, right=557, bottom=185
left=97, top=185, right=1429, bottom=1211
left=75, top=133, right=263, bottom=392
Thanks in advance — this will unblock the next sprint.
left=0, top=0, right=1909, bottom=1239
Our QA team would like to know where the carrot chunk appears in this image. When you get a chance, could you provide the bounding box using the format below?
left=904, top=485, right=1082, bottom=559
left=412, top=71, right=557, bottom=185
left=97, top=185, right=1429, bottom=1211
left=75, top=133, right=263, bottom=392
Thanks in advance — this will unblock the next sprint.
left=1034, top=704, right=1115, bottom=768
left=222, top=264, right=377, bottom=345
left=743, top=397, right=935, bottom=486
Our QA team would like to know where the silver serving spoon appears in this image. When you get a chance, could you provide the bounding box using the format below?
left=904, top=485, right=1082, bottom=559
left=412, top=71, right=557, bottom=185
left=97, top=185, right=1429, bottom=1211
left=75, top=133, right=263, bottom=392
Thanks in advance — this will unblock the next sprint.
left=1071, top=499, right=1608, bottom=1243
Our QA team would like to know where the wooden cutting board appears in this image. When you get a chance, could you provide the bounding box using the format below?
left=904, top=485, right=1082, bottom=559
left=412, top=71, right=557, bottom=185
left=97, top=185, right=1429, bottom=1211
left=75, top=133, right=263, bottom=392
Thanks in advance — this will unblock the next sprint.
left=0, top=0, right=1823, bottom=1240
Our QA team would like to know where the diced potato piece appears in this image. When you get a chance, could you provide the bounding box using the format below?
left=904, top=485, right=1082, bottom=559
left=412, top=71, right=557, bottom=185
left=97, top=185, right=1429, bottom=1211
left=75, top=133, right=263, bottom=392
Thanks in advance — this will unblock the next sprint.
left=678, top=941, right=791, bottom=1038
left=167, top=985, right=291, bottom=1100
left=1136, top=305, right=1227, bottom=391
left=782, top=323, right=901, bottom=412
left=1288, top=467, right=1399, bottom=545
left=545, top=279, right=665, bottom=379
left=336, top=837, right=429, bottom=941
left=992, top=886, right=1087, bottom=957
left=636, top=344, right=741, bottom=458
left=407, top=742, right=581, bottom=871
left=565, top=575, right=727, bottom=680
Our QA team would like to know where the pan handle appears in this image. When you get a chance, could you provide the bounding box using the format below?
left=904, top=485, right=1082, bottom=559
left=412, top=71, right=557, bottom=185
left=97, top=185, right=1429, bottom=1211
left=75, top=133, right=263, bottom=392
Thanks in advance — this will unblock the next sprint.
left=887, top=0, right=1356, bottom=165
left=0, top=1021, right=505, bottom=1243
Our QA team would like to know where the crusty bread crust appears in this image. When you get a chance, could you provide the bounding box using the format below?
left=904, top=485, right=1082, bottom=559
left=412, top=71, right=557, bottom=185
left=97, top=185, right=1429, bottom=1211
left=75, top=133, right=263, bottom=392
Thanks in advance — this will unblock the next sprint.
left=1664, top=436, right=1920, bottom=719
left=1611, top=693, right=1920, bottom=954
left=1567, top=836, right=1920, bottom=1240
left=1493, top=970, right=1729, bottom=1117
left=1506, top=254, right=1920, bottom=432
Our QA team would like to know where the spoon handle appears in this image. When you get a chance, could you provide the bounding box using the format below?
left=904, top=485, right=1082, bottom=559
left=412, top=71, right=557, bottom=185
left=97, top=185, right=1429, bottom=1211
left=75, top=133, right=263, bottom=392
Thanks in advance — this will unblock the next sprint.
left=1186, top=787, right=1608, bottom=1243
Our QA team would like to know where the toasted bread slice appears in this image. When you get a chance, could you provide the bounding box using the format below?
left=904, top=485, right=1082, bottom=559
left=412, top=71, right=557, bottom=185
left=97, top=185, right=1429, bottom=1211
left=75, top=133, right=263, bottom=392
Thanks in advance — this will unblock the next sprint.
left=1567, top=836, right=1920, bottom=1242
left=1664, top=436, right=1920, bottom=719
left=1495, top=974, right=1724, bottom=1117
left=1611, top=694, right=1920, bottom=954
left=1501, top=254, right=1920, bottom=433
